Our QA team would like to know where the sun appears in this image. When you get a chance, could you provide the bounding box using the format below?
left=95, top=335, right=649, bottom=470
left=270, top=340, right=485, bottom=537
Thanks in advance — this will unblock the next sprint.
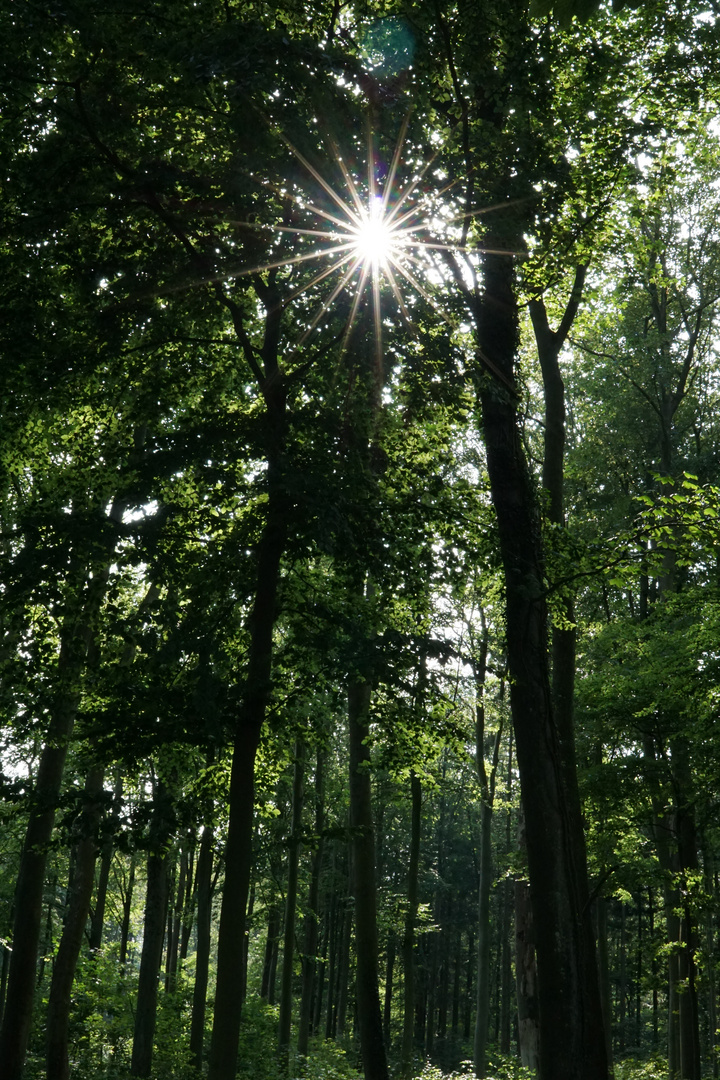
left=236, top=116, right=493, bottom=364
left=351, top=196, right=398, bottom=267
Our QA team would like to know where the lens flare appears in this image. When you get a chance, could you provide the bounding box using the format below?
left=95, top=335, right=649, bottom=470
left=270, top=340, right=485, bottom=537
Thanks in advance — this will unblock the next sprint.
left=232, top=113, right=523, bottom=368
left=352, top=196, right=397, bottom=266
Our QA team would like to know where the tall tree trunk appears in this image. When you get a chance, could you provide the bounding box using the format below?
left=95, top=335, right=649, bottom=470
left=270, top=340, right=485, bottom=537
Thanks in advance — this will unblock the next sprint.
left=335, top=896, right=352, bottom=1039
left=348, top=678, right=389, bottom=1080
left=208, top=374, right=287, bottom=1080
left=475, top=245, right=606, bottom=1080
left=278, top=740, right=305, bottom=1070
left=324, top=886, right=339, bottom=1040
left=119, top=855, right=136, bottom=970
left=515, top=878, right=540, bottom=1073
left=401, top=771, right=421, bottom=1079
left=596, top=896, right=614, bottom=1076
left=88, top=771, right=123, bottom=954
left=130, top=780, right=173, bottom=1078
left=165, top=845, right=187, bottom=992
left=463, top=930, right=474, bottom=1042
left=473, top=620, right=502, bottom=1078
left=261, top=905, right=282, bottom=1002
left=0, top=507, right=119, bottom=1080
left=189, top=824, right=214, bottom=1070
left=298, top=747, right=325, bottom=1059
left=46, top=762, right=105, bottom=1080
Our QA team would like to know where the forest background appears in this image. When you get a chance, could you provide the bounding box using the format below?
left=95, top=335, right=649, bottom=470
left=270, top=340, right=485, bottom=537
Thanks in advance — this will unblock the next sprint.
left=3, top=2, right=720, bottom=1080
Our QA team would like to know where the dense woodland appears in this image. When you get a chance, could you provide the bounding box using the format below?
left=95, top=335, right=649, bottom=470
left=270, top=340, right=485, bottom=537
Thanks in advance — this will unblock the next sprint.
left=3, top=2, right=720, bottom=1080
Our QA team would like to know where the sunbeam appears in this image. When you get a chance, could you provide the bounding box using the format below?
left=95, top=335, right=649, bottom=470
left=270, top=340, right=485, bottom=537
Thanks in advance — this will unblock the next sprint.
left=234, top=113, right=524, bottom=370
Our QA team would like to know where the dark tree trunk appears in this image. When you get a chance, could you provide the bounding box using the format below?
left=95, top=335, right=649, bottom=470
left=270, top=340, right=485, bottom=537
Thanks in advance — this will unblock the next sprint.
left=475, top=246, right=606, bottom=1080
left=208, top=374, right=287, bottom=1080
left=130, top=782, right=172, bottom=1078
left=324, top=888, right=339, bottom=1040
left=473, top=624, right=502, bottom=1078
left=261, top=905, right=282, bottom=1002
left=165, top=846, right=187, bottom=992
left=335, top=892, right=353, bottom=1039
left=463, top=930, right=474, bottom=1042
left=0, top=598, right=92, bottom=1079
left=596, top=897, right=614, bottom=1076
left=88, top=771, right=122, bottom=954
left=348, top=678, right=389, bottom=1080
left=515, top=879, right=540, bottom=1073
left=189, top=825, right=214, bottom=1070
left=46, top=763, right=105, bottom=1080
left=119, top=855, right=136, bottom=970
left=383, top=931, right=395, bottom=1051
left=278, top=740, right=305, bottom=1070
left=451, top=930, right=462, bottom=1038
left=401, top=771, right=421, bottom=1079
left=298, top=748, right=325, bottom=1058
left=179, top=836, right=195, bottom=963
left=0, top=498, right=122, bottom=1080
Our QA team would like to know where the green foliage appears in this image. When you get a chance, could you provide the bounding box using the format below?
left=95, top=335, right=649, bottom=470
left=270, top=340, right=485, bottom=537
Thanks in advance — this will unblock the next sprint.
left=614, top=1055, right=668, bottom=1080
left=412, top=1056, right=534, bottom=1080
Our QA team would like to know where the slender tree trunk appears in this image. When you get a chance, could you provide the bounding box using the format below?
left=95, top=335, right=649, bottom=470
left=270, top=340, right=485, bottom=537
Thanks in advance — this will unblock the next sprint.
left=0, top=944, right=8, bottom=1030
left=476, top=245, right=606, bottom=1080
left=619, top=902, right=627, bottom=1054
left=425, top=929, right=437, bottom=1058
left=0, top=585, right=96, bottom=1079
left=401, top=771, right=421, bottom=1078
left=313, top=901, right=329, bottom=1036
left=189, top=824, right=214, bottom=1070
left=383, top=932, right=395, bottom=1050
left=515, top=878, right=540, bottom=1073
left=325, top=887, right=339, bottom=1040
left=499, top=736, right=514, bottom=1056
left=208, top=379, right=287, bottom=1080
left=278, top=740, right=305, bottom=1070
left=596, top=896, right=614, bottom=1076
left=261, top=906, right=282, bottom=1002
left=165, top=846, right=187, bottom=992
left=119, top=855, right=136, bottom=970
left=179, top=835, right=195, bottom=963
left=131, top=781, right=172, bottom=1078
left=463, top=930, right=474, bottom=1041
left=88, top=771, right=122, bottom=954
left=335, top=896, right=352, bottom=1039
left=704, top=848, right=718, bottom=1079
left=46, top=762, right=105, bottom=1080
left=451, top=929, right=462, bottom=1039
left=473, top=625, right=502, bottom=1078
left=0, top=495, right=124, bottom=1080
left=348, top=678, right=389, bottom=1080
left=298, top=747, right=325, bottom=1059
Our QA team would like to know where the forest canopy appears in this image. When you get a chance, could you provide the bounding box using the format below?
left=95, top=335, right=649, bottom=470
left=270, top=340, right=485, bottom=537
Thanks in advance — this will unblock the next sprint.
left=2, top=3, right=720, bottom=1080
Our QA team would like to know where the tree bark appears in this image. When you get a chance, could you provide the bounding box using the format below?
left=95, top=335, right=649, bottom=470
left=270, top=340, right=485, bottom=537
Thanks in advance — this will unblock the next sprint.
left=189, top=824, right=214, bottom=1070
left=475, top=247, right=607, bottom=1080
left=298, top=747, right=325, bottom=1059
left=473, top=621, right=502, bottom=1078
left=208, top=370, right=287, bottom=1080
left=278, top=740, right=305, bottom=1070
left=46, top=762, right=105, bottom=1080
left=515, top=878, right=540, bottom=1073
left=88, top=771, right=122, bottom=954
left=401, top=771, right=421, bottom=1079
left=119, top=855, right=136, bottom=970
left=348, top=678, right=389, bottom=1080
left=261, top=905, right=282, bottom=1002
left=130, top=781, right=172, bottom=1078
left=0, top=505, right=119, bottom=1080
